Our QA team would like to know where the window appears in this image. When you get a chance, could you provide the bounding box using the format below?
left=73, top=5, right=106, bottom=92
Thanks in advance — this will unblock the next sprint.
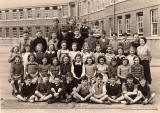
left=0, top=11, right=2, bottom=20
left=151, top=9, right=158, bottom=36
left=109, top=17, right=114, bottom=36
left=19, top=9, right=23, bottom=19
left=137, top=12, right=143, bottom=35
left=125, top=14, right=131, bottom=35
left=36, top=8, right=41, bottom=18
left=13, top=28, right=18, bottom=38
left=27, top=8, right=32, bottom=19
left=62, top=6, right=68, bottom=17
left=53, top=7, right=58, bottom=17
left=12, top=10, right=17, bottom=19
left=45, top=26, right=50, bottom=38
left=117, top=16, right=122, bottom=36
left=0, top=28, right=2, bottom=37
left=5, top=28, right=9, bottom=38
left=5, top=10, right=9, bottom=20
left=19, top=27, right=23, bottom=37
left=44, top=7, right=50, bottom=18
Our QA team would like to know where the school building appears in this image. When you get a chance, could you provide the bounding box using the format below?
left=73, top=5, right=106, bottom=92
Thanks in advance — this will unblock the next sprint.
left=0, top=0, right=76, bottom=39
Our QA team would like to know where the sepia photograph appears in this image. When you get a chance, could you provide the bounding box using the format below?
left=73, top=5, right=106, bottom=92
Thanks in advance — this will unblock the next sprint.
left=0, top=0, right=160, bottom=113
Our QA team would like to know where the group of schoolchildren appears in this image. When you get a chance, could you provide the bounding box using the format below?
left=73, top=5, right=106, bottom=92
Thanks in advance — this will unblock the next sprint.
left=8, top=19, right=155, bottom=105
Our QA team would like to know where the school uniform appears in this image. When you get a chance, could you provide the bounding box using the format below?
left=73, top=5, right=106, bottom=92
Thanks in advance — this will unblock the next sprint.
left=36, top=82, right=50, bottom=95
left=71, top=36, right=85, bottom=51
left=35, top=52, right=45, bottom=64
left=80, top=26, right=90, bottom=38
left=106, top=83, right=121, bottom=98
left=138, top=83, right=151, bottom=100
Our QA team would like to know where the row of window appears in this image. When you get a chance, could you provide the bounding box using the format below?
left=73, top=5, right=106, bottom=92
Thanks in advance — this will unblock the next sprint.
left=0, top=5, right=69, bottom=20
left=0, top=26, right=50, bottom=38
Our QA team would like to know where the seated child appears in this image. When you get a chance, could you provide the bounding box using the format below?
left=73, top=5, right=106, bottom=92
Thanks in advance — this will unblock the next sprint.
left=138, top=77, right=156, bottom=105
left=16, top=75, right=37, bottom=102
left=90, top=73, right=108, bottom=104
left=73, top=76, right=93, bottom=103
left=43, top=75, right=64, bottom=104
left=10, top=55, right=24, bottom=94
left=34, top=75, right=50, bottom=102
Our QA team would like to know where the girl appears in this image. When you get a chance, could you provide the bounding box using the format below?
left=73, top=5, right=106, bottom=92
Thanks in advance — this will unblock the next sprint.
left=117, top=58, right=131, bottom=85
left=81, top=42, right=94, bottom=63
left=25, top=54, right=39, bottom=84
left=84, top=56, right=97, bottom=85
left=137, top=37, right=152, bottom=84
left=96, top=55, right=109, bottom=84
left=45, top=44, right=57, bottom=64
left=8, top=46, right=20, bottom=65
left=69, top=42, right=80, bottom=62
left=49, top=57, right=60, bottom=83
left=94, top=44, right=104, bottom=63
left=105, top=46, right=115, bottom=65
left=34, top=43, right=45, bottom=64
left=131, top=56, right=144, bottom=84
left=57, top=40, right=69, bottom=62
left=127, top=47, right=136, bottom=66
left=48, top=31, right=59, bottom=50
left=39, top=56, right=50, bottom=82
left=71, top=53, right=85, bottom=82
left=115, top=48, right=125, bottom=66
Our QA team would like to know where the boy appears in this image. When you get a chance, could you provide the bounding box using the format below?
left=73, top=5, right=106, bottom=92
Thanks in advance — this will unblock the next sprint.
left=90, top=73, right=108, bottom=104
left=138, top=77, right=156, bottom=105
left=43, top=75, right=64, bottom=104
left=34, top=75, right=50, bottom=102
left=16, top=75, right=37, bottom=102
left=80, top=19, right=90, bottom=38
left=73, top=76, right=93, bottom=103
left=122, top=75, right=142, bottom=105
left=109, top=32, right=119, bottom=54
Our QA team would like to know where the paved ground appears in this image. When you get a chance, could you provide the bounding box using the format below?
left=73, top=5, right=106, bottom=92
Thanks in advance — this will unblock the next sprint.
left=0, top=45, right=160, bottom=113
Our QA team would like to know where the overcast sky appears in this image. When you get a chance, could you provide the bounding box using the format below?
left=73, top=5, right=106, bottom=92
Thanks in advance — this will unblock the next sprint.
left=0, top=0, right=72, bottom=9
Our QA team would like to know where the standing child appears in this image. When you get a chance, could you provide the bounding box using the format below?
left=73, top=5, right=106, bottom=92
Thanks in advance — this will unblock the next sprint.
left=94, top=44, right=104, bottom=63
left=45, top=44, right=57, bottom=64
left=96, top=55, right=109, bottom=84
left=71, top=53, right=85, bottom=82
left=127, top=47, right=136, bottom=66
left=10, top=55, right=24, bottom=95
left=90, top=73, right=109, bottom=104
left=117, top=58, right=131, bottom=85
left=115, top=48, right=125, bottom=66
left=92, top=21, right=101, bottom=39
left=34, top=43, right=45, bottom=64
left=105, top=46, right=115, bottom=65
left=8, top=46, right=20, bottom=65
left=108, top=58, right=118, bottom=79
left=25, top=54, right=39, bottom=84
left=57, top=40, right=69, bottom=62
left=69, top=42, right=80, bottom=62
left=73, top=76, right=93, bottom=103
left=48, top=31, right=59, bottom=50
left=49, top=57, right=60, bottom=83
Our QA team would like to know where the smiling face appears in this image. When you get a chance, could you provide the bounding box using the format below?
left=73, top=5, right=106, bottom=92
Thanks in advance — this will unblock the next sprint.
left=99, top=58, right=105, bottom=65
left=63, top=56, right=69, bottom=64
left=96, top=76, right=103, bottom=84
left=75, top=56, right=81, bottom=63
left=81, top=80, right=88, bottom=86
left=118, top=48, right=123, bottom=55
left=72, top=44, right=77, bottom=51
left=61, top=42, right=67, bottom=50
left=140, top=38, right=146, bottom=46
left=29, top=55, right=35, bottom=62
left=87, top=58, right=93, bottom=65
left=15, top=57, right=21, bottom=64
left=52, top=58, right=58, bottom=65
left=134, top=57, right=140, bottom=65
left=96, top=45, right=101, bottom=52
left=107, top=47, right=112, bottom=54
left=42, top=58, right=48, bottom=64
left=54, top=77, right=60, bottom=85
left=122, top=59, right=128, bottom=66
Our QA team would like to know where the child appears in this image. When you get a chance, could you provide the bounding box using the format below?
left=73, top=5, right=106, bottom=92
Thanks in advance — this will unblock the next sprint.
left=73, top=76, right=93, bottom=103
left=16, top=75, right=37, bottom=102
left=39, top=56, right=50, bottom=82
left=108, top=58, right=118, bottom=79
left=117, top=58, right=131, bottom=85
left=122, top=75, right=142, bottom=105
left=34, top=43, right=45, bottom=64
left=92, top=21, right=101, bottom=39
left=105, top=46, right=115, bottom=65
left=115, top=48, right=125, bottom=66
left=84, top=56, right=97, bottom=84
left=57, top=40, right=69, bottom=62
left=131, top=56, right=144, bottom=84
left=82, top=42, right=94, bottom=63
left=10, top=55, right=24, bottom=94
left=96, top=55, right=109, bottom=84
left=138, top=78, right=156, bottom=105
left=43, top=75, right=64, bottom=104
left=45, top=44, right=57, bottom=64
left=34, top=75, right=50, bottom=102
left=105, top=76, right=122, bottom=103
left=97, top=30, right=110, bottom=53
left=109, top=32, right=119, bottom=54
left=8, top=46, right=20, bottom=65
left=69, top=42, right=80, bottom=62
left=49, top=57, right=60, bottom=83
left=48, top=31, right=59, bottom=50
left=94, top=44, right=104, bottom=63
left=71, top=53, right=85, bottom=81
left=90, top=73, right=108, bottom=104
left=131, top=33, right=140, bottom=49
left=127, top=47, right=136, bottom=66
left=80, top=19, right=90, bottom=38
left=25, top=54, right=39, bottom=84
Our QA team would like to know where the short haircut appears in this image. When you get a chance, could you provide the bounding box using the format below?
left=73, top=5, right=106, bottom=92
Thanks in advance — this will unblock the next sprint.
left=140, top=37, right=147, bottom=44
left=95, top=73, right=103, bottom=79
left=81, top=76, right=88, bottom=81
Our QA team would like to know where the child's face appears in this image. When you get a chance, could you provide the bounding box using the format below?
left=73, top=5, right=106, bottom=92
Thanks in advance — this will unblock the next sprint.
left=25, top=46, right=30, bottom=52
left=14, top=47, right=19, bottom=53
left=134, top=34, right=139, bottom=39
left=43, top=77, right=49, bottom=83
left=15, top=57, right=20, bottom=64
left=127, top=78, right=133, bottom=84
left=29, top=56, right=35, bottom=62
left=49, top=45, right=54, bottom=51
left=63, top=57, right=69, bottom=64
left=42, top=58, right=47, bottom=64
left=72, top=44, right=77, bottom=51
left=96, top=46, right=101, bottom=52
left=36, top=32, right=42, bottom=37
left=111, top=61, right=117, bottom=66
left=23, top=33, right=29, bottom=40
left=84, top=44, right=89, bottom=51
left=140, top=39, right=145, bottom=46
left=36, top=45, right=42, bottom=52
left=61, top=43, right=67, bottom=49
left=75, top=56, right=81, bottom=63
left=99, top=58, right=105, bottom=65
left=140, top=79, right=146, bottom=87
left=52, top=59, right=58, bottom=65
left=54, top=77, right=60, bottom=85
left=25, top=79, right=31, bottom=84
left=87, top=58, right=92, bottom=65
left=122, top=60, right=128, bottom=66
left=96, top=77, right=103, bottom=84
left=118, top=49, right=123, bottom=55
left=51, top=33, right=57, bottom=39
left=74, top=31, right=80, bottom=36
left=69, top=19, right=74, bottom=25
left=107, top=47, right=112, bottom=53
left=130, top=49, right=135, bottom=55
left=66, top=76, right=73, bottom=83
left=134, top=57, right=140, bottom=65
left=81, top=80, right=88, bottom=85
left=109, top=78, right=116, bottom=84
